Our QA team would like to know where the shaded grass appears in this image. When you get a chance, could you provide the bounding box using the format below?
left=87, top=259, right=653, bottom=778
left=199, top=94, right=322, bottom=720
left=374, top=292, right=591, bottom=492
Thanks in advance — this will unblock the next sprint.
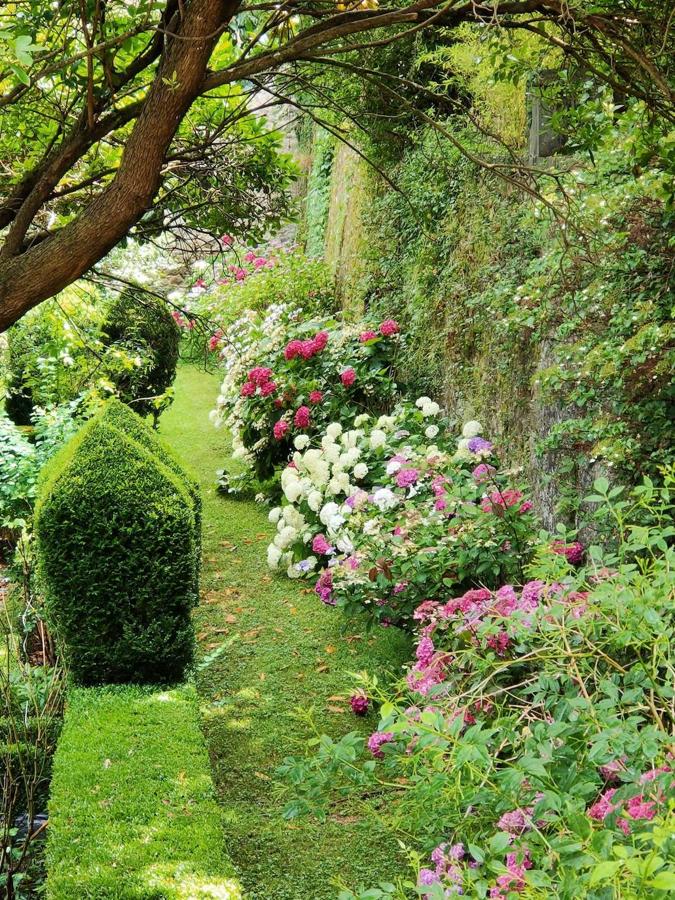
left=47, top=685, right=241, bottom=900
left=160, top=367, right=411, bottom=900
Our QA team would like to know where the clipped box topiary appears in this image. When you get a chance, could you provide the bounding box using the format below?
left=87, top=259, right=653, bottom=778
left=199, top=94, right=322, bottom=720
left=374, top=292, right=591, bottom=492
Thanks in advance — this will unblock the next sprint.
left=35, top=406, right=197, bottom=685
left=99, top=398, right=202, bottom=601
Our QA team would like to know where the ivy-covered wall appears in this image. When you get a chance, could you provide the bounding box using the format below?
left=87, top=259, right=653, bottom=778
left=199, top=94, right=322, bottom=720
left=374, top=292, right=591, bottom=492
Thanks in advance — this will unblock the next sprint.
left=301, top=120, right=673, bottom=528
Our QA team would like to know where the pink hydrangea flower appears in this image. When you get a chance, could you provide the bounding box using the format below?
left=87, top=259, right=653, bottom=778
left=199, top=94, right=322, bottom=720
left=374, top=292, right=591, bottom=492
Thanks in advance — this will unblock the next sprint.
left=244, top=250, right=256, bottom=262
left=308, top=390, right=323, bottom=404
left=311, top=534, right=333, bottom=555
left=350, top=693, right=369, bottom=715
left=552, top=540, right=585, bottom=565
left=294, top=405, right=311, bottom=428
left=367, top=731, right=395, bottom=758
left=473, top=463, right=496, bottom=483
left=284, top=339, right=303, bottom=360
left=340, top=367, right=356, bottom=387
left=273, top=419, right=289, bottom=440
left=379, top=319, right=400, bottom=336
left=315, top=569, right=334, bottom=605
left=313, top=331, right=329, bottom=351
left=260, top=381, right=277, bottom=397
left=220, top=233, right=234, bottom=246
left=396, top=468, right=419, bottom=488
left=248, top=367, right=272, bottom=385
left=240, top=381, right=255, bottom=398
left=359, top=330, right=378, bottom=342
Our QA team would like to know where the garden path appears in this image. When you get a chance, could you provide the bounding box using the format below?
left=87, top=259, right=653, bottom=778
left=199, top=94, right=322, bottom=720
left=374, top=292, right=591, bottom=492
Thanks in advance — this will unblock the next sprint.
left=161, top=366, right=410, bottom=900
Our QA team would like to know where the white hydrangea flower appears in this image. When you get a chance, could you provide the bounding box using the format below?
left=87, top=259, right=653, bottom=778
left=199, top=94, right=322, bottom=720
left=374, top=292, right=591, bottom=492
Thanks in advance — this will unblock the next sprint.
left=353, top=462, right=368, bottom=480
left=376, top=415, right=397, bottom=430
left=284, top=479, right=304, bottom=504
left=320, top=502, right=340, bottom=526
left=386, top=459, right=403, bottom=475
left=336, top=534, right=354, bottom=554
left=327, top=514, right=346, bottom=533
left=373, top=487, right=397, bottom=511
left=415, top=396, right=431, bottom=409
left=287, top=563, right=301, bottom=579
left=323, top=443, right=341, bottom=465
left=267, top=545, right=282, bottom=569
left=307, top=490, right=323, bottom=512
left=425, top=425, right=439, bottom=439
left=326, top=422, right=343, bottom=440
left=341, top=430, right=362, bottom=449
left=294, top=435, right=310, bottom=450
left=462, top=420, right=483, bottom=438
left=268, top=507, right=282, bottom=524
left=363, top=519, right=380, bottom=535
left=369, top=429, right=387, bottom=450
left=422, top=401, right=440, bottom=417
left=354, top=414, right=370, bottom=427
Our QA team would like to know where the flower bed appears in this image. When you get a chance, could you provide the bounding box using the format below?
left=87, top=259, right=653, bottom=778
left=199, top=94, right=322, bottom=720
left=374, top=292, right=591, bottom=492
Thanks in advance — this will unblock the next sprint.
left=280, top=474, right=675, bottom=899
left=211, top=313, right=403, bottom=483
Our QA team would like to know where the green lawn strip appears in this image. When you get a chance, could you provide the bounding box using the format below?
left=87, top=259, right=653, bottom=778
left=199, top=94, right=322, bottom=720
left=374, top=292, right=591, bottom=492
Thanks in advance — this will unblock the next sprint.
left=160, top=366, right=412, bottom=900
left=47, top=684, right=242, bottom=900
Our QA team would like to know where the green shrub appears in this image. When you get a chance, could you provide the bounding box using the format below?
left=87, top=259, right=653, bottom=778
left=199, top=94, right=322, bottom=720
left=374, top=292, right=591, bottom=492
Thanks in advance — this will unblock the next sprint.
left=46, top=684, right=242, bottom=900
left=99, top=398, right=202, bottom=600
left=102, top=290, right=180, bottom=421
left=35, top=408, right=197, bottom=685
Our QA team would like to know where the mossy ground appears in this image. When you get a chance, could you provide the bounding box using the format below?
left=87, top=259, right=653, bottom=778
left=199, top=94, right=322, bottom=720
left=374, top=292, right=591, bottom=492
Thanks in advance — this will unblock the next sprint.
left=161, top=366, right=411, bottom=900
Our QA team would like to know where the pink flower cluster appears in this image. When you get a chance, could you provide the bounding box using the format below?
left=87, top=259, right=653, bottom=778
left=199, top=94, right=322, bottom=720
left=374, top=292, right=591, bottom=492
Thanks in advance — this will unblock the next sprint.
left=284, top=330, right=329, bottom=361
left=367, top=731, right=395, bottom=758
left=552, top=540, right=585, bottom=565
left=208, top=329, right=224, bottom=352
left=312, top=534, right=333, bottom=555
left=480, top=489, right=533, bottom=515
left=171, top=309, right=194, bottom=330
left=240, top=366, right=276, bottom=399
left=588, top=764, right=671, bottom=835
left=340, top=367, right=356, bottom=387
left=315, top=569, right=334, bottom=605
left=490, top=848, right=532, bottom=898
left=294, top=405, right=311, bottom=429
left=350, top=692, right=370, bottom=715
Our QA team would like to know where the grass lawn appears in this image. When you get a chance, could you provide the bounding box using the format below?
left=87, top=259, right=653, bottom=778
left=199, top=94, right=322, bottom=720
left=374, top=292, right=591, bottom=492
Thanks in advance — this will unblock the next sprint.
left=160, top=366, right=411, bottom=900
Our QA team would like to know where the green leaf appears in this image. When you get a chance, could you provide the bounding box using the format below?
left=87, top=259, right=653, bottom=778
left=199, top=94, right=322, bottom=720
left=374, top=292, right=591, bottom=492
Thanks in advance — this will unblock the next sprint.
left=489, top=832, right=511, bottom=854
left=589, top=860, right=622, bottom=885
left=649, top=871, right=675, bottom=890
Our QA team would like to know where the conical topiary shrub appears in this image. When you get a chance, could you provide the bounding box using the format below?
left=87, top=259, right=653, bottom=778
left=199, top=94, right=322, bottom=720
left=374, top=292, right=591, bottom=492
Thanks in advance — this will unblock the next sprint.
left=35, top=406, right=198, bottom=685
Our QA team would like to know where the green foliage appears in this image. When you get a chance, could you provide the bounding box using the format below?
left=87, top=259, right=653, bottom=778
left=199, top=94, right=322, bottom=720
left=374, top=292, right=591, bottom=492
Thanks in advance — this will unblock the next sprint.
left=35, top=407, right=197, bottom=685
left=0, top=402, right=82, bottom=530
left=280, top=472, right=675, bottom=898
left=305, top=130, right=336, bottom=257
left=101, top=290, right=180, bottom=421
left=46, top=684, right=241, bottom=900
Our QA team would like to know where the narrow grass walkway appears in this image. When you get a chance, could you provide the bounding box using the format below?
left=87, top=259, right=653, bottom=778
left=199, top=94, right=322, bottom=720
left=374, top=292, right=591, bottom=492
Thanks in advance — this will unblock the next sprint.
left=161, top=367, right=411, bottom=900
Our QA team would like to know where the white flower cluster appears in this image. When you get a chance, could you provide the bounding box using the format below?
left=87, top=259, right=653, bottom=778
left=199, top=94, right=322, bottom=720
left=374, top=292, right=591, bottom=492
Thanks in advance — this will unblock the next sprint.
left=454, top=420, right=485, bottom=460
left=266, top=411, right=406, bottom=573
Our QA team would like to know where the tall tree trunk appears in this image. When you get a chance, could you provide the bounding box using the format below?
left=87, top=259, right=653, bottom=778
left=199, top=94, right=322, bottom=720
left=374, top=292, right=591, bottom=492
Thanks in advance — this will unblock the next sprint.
left=0, top=0, right=236, bottom=333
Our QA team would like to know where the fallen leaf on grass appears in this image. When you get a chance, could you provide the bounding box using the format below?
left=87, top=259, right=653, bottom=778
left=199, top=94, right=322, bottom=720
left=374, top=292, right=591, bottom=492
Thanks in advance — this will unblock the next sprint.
left=225, top=614, right=237, bottom=624
left=327, top=705, right=346, bottom=713
left=327, top=695, right=346, bottom=702
left=325, top=644, right=336, bottom=654
left=254, top=771, right=271, bottom=781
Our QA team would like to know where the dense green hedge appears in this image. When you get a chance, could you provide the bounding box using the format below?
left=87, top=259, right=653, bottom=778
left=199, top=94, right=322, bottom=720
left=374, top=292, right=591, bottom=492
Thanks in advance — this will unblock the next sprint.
left=35, top=407, right=197, bottom=685
left=99, top=398, right=202, bottom=600
left=46, top=685, right=241, bottom=900
left=102, top=291, right=180, bottom=420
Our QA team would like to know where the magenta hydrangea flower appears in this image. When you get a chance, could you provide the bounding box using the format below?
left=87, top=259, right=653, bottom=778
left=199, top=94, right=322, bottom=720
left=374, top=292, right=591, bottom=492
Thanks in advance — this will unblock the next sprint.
left=367, top=731, right=395, bottom=758
left=284, top=339, right=303, bottom=360
left=294, top=405, right=311, bottom=429
left=359, top=330, right=378, bottom=342
left=396, top=468, right=419, bottom=488
left=315, top=569, right=334, bottom=605
left=350, top=692, right=369, bottom=715
left=260, top=380, right=276, bottom=397
left=308, top=390, right=323, bottom=404
left=340, top=367, right=356, bottom=387
left=240, top=381, right=255, bottom=397
left=311, top=534, right=333, bottom=555
left=472, top=463, right=496, bottom=483
left=379, top=319, right=400, bottom=336
left=273, top=419, right=289, bottom=440
left=552, top=540, right=585, bottom=565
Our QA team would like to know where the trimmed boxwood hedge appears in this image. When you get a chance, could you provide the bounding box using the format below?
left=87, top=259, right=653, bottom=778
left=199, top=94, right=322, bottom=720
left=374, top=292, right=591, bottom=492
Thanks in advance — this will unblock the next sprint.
left=35, top=406, right=197, bottom=685
left=46, top=685, right=242, bottom=899
left=99, top=398, right=202, bottom=601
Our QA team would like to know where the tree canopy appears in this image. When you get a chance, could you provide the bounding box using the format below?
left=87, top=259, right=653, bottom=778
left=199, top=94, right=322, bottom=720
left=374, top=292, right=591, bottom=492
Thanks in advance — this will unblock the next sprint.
left=0, top=0, right=672, bottom=332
